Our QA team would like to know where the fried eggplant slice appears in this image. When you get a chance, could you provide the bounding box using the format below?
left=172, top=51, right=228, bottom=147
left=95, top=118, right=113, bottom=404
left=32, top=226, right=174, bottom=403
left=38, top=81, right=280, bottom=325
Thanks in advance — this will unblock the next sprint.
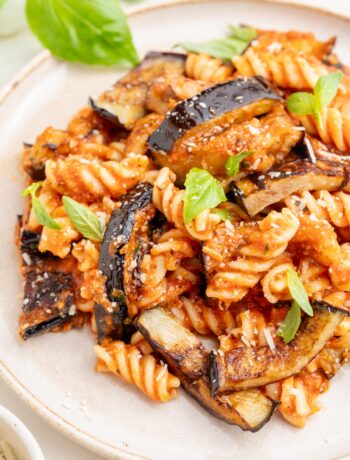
left=17, top=217, right=85, bottom=339
left=91, top=52, right=186, bottom=130
left=19, top=269, right=77, bottom=339
left=149, top=78, right=294, bottom=181
left=210, top=308, right=343, bottom=394
left=149, top=77, right=282, bottom=154
left=94, top=183, right=153, bottom=342
left=231, top=158, right=350, bottom=216
left=136, top=307, right=208, bottom=381
left=136, top=307, right=278, bottom=431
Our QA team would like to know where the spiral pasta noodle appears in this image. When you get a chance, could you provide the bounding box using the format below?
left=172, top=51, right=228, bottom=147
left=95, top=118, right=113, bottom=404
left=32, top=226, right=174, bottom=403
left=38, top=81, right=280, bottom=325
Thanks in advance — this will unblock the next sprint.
left=127, top=231, right=198, bottom=317
left=233, top=50, right=328, bottom=90
left=185, top=53, right=233, bottom=82
left=153, top=167, right=221, bottom=241
left=95, top=341, right=180, bottom=402
left=150, top=229, right=198, bottom=271
left=286, top=190, right=350, bottom=230
left=329, top=244, right=350, bottom=291
left=45, top=154, right=149, bottom=203
left=205, top=208, right=300, bottom=305
left=169, top=295, right=236, bottom=336
left=299, top=108, right=350, bottom=152
left=261, top=256, right=348, bottom=307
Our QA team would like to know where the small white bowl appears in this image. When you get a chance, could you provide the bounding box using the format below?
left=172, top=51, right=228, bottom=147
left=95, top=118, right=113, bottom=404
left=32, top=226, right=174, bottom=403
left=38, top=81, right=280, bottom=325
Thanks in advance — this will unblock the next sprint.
left=0, top=405, right=44, bottom=460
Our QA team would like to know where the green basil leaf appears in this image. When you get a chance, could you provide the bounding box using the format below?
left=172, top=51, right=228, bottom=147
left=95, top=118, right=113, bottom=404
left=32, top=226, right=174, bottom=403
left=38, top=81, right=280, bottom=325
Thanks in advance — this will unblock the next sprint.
left=286, top=92, right=315, bottom=116
left=212, top=208, right=233, bottom=222
left=22, top=181, right=61, bottom=230
left=183, top=168, right=226, bottom=224
left=177, top=37, right=248, bottom=61
left=26, top=0, right=139, bottom=66
left=228, top=25, right=257, bottom=42
left=22, top=181, right=43, bottom=197
left=0, top=0, right=6, bottom=8
left=314, top=71, right=342, bottom=112
left=277, top=301, right=301, bottom=344
left=225, top=151, right=254, bottom=177
left=63, top=196, right=105, bottom=241
left=32, top=197, right=62, bottom=230
left=287, top=268, right=313, bottom=316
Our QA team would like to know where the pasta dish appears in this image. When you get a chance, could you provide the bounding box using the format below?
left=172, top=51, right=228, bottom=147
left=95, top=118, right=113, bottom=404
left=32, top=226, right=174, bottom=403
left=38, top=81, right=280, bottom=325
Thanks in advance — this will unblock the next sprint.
left=17, top=26, right=350, bottom=432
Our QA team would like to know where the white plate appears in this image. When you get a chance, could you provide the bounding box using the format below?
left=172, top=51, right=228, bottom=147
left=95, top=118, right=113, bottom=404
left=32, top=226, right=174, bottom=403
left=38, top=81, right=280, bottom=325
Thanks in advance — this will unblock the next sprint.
left=0, top=1, right=350, bottom=459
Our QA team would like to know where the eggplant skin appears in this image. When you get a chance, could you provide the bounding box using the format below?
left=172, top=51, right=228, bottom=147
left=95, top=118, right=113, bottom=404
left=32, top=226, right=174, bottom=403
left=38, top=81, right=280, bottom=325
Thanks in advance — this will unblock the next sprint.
left=211, top=308, right=343, bottom=394
left=136, top=307, right=278, bottom=431
left=19, top=226, right=55, bottom=263
left=94, top=183, right=153, bottom=343
left=148, top=76, right=282, bottom=154
left=232, top=158, right=350, bottom=216
left=312, top=300, right=350, bottom=317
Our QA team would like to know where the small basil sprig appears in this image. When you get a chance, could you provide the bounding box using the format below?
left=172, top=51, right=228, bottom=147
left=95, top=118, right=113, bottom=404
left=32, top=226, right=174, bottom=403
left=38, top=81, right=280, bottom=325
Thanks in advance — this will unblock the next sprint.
left=276, top=301, right=301, bottom=344
left=178, top=38, right=248, bottom=62
left=22, top=182, right=62, bottom=230
left=25, top=0, right=139, bottom=66
left=183, top=168, right=226, bottom=224
left=225, top=151, right=254, bottom=177
left=177, top=25, right=256, bottom=61
left=228, top=25, right=257, bottom=42
left=62, top=196, right=105, bottom=242
left=287, top=72, right=342, bottom=124
left=277, top=268, right=314, bottom=343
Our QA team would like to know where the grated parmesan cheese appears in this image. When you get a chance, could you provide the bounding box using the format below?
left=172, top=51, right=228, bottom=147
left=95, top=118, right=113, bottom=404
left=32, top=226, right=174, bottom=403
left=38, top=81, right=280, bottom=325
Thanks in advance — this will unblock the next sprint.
left=263, top=328, right=276, bottom=352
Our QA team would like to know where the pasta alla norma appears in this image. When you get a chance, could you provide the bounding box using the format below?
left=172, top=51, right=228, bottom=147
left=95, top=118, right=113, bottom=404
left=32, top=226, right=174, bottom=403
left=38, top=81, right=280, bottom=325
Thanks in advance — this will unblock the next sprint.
left=17, top=25, right=350, bottom=432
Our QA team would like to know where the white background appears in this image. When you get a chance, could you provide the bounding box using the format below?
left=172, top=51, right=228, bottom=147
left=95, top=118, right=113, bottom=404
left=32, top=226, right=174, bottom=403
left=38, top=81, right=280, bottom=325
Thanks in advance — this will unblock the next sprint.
left=0, top=1, right=349, bottom=459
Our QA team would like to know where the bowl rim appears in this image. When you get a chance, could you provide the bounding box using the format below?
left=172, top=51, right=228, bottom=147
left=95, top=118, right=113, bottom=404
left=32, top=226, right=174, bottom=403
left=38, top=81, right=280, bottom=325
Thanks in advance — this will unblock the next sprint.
left=0, top=404, right=45, bottom=460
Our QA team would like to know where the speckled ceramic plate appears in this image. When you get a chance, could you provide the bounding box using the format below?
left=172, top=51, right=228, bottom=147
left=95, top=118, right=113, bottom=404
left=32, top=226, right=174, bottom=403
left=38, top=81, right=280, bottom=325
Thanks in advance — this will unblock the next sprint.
left=1, top=1, right=350, bottom=459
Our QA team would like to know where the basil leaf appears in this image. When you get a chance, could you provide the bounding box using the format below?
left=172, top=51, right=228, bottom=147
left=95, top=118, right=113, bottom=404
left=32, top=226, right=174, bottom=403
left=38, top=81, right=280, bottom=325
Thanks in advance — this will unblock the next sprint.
left=33, top=198, right=62, bottom=230
left=63, top=196, right=105, bottom=241
left=212, top=208, right=232, bottom=222
left=183, top=168, right=226, bottom=224
left=228, top=25, right=257, bottom=42
left=0, top=0, right=6, bottom=8
left=22, top=181, right=61, bottom=230
left=277, top=301, right=301, bottom=344
left=22, top=181, right=43, bottom=197
left=177, top=37, right=248, bottom=61
left=225, top=151, right=254, bottom=177
left=287, top=268, right=313, bottom=316
left=314, top=71, right=342, bottom=111
left=286, top=92, right=315, bottom=116
left=26, top=0, right=139, bottom=66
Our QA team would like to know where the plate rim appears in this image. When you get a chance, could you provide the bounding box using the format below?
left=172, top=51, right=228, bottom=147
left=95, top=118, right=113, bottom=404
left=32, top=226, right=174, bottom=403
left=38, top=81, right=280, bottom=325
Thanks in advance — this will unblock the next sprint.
left=1, top=1, right=350, bottom=459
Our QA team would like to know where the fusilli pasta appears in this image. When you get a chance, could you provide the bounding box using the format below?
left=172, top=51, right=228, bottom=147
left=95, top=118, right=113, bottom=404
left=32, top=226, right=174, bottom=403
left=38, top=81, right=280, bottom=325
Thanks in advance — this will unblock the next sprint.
left=153, top=167, right=221, bottom=240
left=95, top=341, right=180, bottom=402
left=185, top=53, right=233, bottom=82
left=300, top=108, right=350, bottom=152
left=169, top=295, right=236, bottom=336
left=45, top=154, right=149, bottom=203
left=205, top=208, right=299, bottom=306
left=233, top=50, right=328, bottom=90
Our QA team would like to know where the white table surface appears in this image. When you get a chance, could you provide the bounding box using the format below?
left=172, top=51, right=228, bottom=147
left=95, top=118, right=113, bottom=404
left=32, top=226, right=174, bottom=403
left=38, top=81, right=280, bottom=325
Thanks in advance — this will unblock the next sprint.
left=0, top=1, right=349, bottom=459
